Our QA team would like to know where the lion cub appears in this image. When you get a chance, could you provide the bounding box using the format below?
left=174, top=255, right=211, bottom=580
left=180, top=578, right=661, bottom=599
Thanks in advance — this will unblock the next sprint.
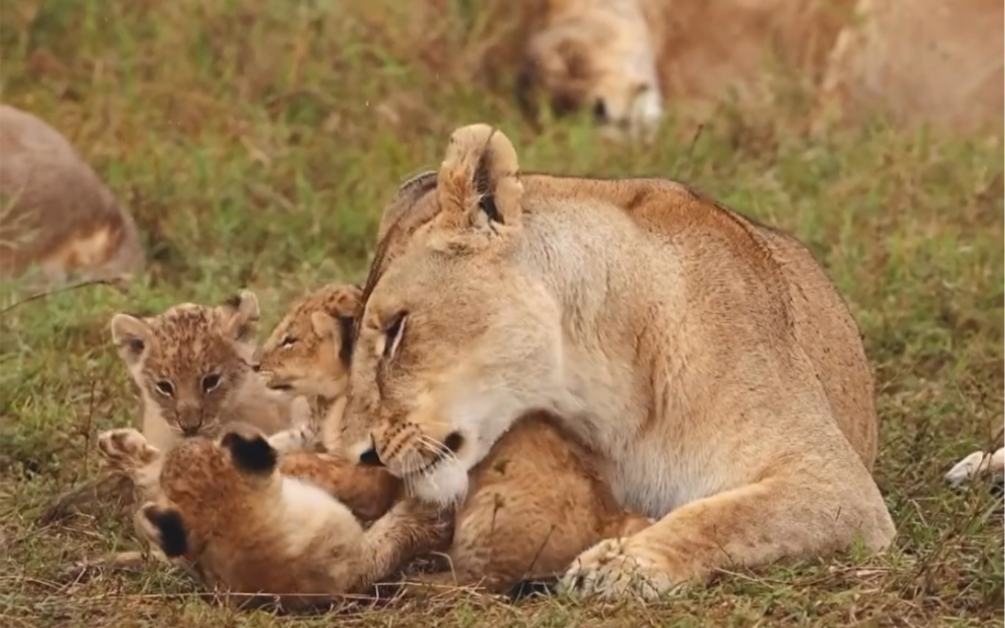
left=257, top=282, right=360, bottom=440
left=258, top=284, right=653, bottom=594
left=110, top=291, right=309, bottom=453
left=98, top=425, right=450, bottom=610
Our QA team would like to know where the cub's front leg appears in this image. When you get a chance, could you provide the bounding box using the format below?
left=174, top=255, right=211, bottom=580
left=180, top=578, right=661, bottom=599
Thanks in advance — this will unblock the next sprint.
left=96, top=428, right=164, bottom=502
left=561, top=450, right=896, bottom=601
left=333, top=498, right=454, bottom=595
left=70, top=429, right=170, bottom=575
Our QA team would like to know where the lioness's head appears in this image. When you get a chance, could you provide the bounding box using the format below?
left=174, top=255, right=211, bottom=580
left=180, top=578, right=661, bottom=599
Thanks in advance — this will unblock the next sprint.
left=257, top=284, right=361, bottom=400
left=110, top=292, right=261, bottom=438
left=342, top=124, right=564, bottom=506
left=517, top=1, right=663, bottom=140
left=137, top=424, right=281, bottom=561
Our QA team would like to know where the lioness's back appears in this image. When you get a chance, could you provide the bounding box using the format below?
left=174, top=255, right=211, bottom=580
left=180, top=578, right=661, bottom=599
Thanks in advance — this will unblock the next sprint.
left=519, top=174, right=877, bottom=469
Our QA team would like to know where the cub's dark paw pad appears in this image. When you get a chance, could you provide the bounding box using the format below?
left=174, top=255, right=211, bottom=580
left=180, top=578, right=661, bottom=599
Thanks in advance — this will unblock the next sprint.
left=222, top=430, right=277, bottom=474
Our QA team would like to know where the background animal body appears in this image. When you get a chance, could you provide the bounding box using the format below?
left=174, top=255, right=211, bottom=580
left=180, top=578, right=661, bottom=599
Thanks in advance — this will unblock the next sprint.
left=0, top=105, right=144, bottom=285
left=518, top=0, right=1003, bottom=137
left=0, top=1, right=1001, bottom=626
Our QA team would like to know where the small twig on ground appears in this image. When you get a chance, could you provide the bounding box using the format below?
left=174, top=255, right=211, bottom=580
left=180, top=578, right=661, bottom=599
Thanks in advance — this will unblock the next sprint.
left=0, top=276, right=129, bottom=315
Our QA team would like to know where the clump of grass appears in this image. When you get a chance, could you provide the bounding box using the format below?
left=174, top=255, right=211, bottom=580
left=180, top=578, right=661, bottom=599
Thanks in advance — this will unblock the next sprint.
left=1, top=1, right=1002, bottom=626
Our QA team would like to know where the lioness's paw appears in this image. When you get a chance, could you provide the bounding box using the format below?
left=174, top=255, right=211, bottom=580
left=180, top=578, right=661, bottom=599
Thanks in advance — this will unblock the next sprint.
left=97, top=428, right=160, bottom=471
left=560, top=537, right=678, bottom=602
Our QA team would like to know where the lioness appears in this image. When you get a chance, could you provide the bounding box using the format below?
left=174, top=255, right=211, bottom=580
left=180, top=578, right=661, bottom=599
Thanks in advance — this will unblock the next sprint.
left=338, top=123, right=896, bottom=600
left=256, top=283, right=653, bottom=593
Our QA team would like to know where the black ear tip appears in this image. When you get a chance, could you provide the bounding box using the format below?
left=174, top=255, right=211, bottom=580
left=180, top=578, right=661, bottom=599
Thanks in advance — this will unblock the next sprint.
left=144, top=506, right=188, bottom=558
left=221, top=429, right=277, bottom=474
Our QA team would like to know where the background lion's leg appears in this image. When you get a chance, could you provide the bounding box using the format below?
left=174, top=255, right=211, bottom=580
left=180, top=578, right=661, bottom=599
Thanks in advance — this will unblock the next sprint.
left=563, top=466, right=896, bottom=600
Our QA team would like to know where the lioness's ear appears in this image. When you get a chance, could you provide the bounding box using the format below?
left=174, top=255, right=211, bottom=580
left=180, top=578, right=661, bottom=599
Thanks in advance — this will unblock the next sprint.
left=110, top=313, right=152, bottom=366
left=435, top=124, right=523, bottom=238
left=221, top=290, right=260, bottom=345
left=139, top=503, right=188, bottom=558
left=221, top=427, right=277, bottom=474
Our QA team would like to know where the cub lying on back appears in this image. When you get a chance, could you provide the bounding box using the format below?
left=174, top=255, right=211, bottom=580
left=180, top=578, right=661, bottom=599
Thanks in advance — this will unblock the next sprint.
left=110, top=291, right=309, bottom=453
left=99, top=424, right=450, bottom=610
left=256, top=283, right=653, bottom=593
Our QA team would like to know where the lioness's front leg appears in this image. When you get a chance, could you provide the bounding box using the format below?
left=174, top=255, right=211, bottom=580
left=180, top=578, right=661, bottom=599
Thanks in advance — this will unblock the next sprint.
left=561, top=460, right=896, bottom=600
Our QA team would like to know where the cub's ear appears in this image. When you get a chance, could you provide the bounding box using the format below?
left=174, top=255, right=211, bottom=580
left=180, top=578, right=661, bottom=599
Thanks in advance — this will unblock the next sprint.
left=310, top=311, right=338, bottom=340
left=311, top=311, right=355, bottom=367
left=221, top=290, right=260, bottom=345
left=220, top=427, right=277, bottom=475
left=434, top=124, right=524, bottom=242
left=110, top=313, right=152, bottom=366
left=139, top=503, right=188, bottom=558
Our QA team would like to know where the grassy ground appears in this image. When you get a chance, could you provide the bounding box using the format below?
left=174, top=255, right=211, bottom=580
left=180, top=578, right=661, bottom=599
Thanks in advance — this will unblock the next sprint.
left=1, top=1, right=1003, bottom=626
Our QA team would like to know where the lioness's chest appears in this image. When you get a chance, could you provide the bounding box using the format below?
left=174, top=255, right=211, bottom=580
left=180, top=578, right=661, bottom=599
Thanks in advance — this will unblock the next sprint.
left=605, top=437, right=718, bottom=519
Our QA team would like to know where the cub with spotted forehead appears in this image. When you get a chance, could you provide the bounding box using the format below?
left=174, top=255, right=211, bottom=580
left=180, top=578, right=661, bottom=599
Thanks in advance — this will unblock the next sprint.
left=255, top=282, right=402, bottom=522
left=256, top=282, right=653, bottom=593
left=97, top=425, right=450, bottom=610
left=110, top=291, right=310, bottom=453
left=257, top=283, right=361, bottom=439
left=340, top=123, right=896, bottom=600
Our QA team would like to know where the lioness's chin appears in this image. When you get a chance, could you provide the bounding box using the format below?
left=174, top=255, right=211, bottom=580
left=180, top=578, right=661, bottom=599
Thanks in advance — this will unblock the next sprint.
left=407, top=459, right=469, bottom=508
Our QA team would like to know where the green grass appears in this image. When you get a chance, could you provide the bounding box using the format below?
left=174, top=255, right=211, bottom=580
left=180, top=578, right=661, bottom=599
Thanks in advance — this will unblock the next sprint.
left=1, top=0, right=1003, bottom=626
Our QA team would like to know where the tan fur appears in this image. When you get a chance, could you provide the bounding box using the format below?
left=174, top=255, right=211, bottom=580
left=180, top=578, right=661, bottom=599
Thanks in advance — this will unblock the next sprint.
left=517, top=0, right=856, bottom=137
left=109, top=292, right=308, bottom=451
left=816, top=0, right=1004, bottom=136
left=257, top=283, right=361, bottom=430
left=259, top=278, right=652, bottom=593
left=0, top=104, right=144, bottom=285
left=96, top=425, right=450, bottom=610
left=341, top=123, right=896, bottom=600
left=406, top=412, right=653, bottom=593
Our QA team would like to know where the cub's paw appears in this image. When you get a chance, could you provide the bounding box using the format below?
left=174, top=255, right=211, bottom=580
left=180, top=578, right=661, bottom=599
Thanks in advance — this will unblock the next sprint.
left=391, top=498, right=455, bottom=552
left=560, top=537, right=679, bottom=602
left=267, top=423, right=322, bottom=455
left=97, top=428, right=160, bottom=472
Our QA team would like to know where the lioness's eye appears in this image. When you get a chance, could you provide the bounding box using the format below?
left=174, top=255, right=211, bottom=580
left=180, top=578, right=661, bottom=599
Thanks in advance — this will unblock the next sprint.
left=155, top=380, right=174, bottom=396
left=382, top=311, right=407, bottom=359
left=281, top=335, right=296, bottom=348
left=202, top=373, right=221, bottom=393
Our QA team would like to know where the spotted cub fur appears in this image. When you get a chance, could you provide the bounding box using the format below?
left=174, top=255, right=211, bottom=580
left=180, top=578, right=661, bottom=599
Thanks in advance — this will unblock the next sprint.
left=109, top=292, right=309, bottom=451
left=99, top=425, right=450, bottom=610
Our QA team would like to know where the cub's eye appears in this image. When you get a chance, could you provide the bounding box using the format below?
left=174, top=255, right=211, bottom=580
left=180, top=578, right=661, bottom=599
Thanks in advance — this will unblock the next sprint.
left=281, top=335, right=296, bottom=348
left=155, top=381, right=174, bottom=396
left=382, top=311, right=407, bottom=359
left=202, top=373, right=221, bottom=393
